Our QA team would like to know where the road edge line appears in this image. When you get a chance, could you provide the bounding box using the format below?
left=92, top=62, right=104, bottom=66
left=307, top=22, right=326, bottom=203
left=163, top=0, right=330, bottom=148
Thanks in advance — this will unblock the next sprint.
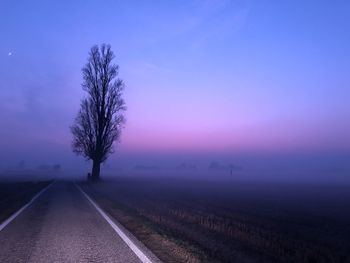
left=0, top=180, right=55, bottom=232
left=75, top=183, right=153, bottom=263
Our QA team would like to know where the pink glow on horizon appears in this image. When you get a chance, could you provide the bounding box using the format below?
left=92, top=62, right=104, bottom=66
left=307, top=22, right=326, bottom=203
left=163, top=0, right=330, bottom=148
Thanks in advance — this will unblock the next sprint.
left=119, top=117, right=350, bottom=154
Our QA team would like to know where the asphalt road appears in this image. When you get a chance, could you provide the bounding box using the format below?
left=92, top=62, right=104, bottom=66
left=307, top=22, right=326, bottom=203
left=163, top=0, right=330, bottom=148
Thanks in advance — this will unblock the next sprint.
left=0, top=181, right=142, bottom=263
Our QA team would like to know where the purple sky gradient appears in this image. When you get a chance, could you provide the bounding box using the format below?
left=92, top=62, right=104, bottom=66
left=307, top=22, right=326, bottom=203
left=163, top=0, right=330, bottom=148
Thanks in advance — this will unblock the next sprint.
left=0, top=1, right=349, bottom=177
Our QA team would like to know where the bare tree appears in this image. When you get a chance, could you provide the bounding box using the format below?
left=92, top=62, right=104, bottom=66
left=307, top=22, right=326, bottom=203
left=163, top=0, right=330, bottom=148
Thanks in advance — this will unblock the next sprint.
left=71, top=44, right=126, bottom=180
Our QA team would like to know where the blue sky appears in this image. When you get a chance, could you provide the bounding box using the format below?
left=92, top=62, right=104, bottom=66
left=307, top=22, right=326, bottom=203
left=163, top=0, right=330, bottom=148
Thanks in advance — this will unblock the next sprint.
left=0, top=0, right=349, bottom=175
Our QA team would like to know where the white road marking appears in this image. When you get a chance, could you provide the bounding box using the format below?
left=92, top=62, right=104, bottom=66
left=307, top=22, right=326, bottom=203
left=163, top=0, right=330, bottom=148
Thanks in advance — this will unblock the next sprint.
left=75, top=183, right=153, bottom=263
left=0, top=181, right=55, bottom=232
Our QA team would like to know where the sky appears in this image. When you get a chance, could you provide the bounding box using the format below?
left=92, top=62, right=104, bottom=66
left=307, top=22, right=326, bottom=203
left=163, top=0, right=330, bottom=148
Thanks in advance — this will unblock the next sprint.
left=0, top=0, right=349, bottom=178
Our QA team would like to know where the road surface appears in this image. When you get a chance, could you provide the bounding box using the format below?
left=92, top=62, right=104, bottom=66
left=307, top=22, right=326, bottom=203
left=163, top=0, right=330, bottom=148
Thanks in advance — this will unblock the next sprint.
left=0, top=181, right=145, bottom=262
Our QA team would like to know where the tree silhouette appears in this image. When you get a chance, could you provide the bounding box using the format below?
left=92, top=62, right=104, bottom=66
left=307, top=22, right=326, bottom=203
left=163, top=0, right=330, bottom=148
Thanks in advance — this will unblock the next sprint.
left=71, top=44, right=126, bottom=180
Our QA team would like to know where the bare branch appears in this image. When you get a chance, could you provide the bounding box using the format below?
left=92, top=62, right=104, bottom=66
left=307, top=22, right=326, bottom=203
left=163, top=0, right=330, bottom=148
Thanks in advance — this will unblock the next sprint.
left=71, top=44, right=126, bottom=177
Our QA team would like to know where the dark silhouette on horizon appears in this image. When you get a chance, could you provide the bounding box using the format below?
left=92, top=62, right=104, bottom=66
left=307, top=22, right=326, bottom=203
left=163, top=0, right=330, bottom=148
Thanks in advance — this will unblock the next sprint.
left=71, top=44, right=126, bottom=181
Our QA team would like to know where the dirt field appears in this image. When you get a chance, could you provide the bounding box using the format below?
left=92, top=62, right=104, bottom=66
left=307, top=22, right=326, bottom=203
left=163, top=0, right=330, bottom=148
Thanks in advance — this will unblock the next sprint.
left=80, top=177, right=350, bottom=263
left=0, top=181, right=51, bottom=224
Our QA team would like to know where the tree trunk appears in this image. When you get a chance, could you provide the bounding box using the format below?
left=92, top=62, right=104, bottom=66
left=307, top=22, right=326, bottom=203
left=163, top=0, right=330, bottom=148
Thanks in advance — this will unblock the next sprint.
left=91, top=159, right=101, bottom=181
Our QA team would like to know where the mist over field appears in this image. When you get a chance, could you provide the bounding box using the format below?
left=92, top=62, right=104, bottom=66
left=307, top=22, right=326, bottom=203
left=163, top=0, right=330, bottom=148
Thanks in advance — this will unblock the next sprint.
left=1, top=1, right=350, bottom=261
left=1, top=151, right=349, bottom=184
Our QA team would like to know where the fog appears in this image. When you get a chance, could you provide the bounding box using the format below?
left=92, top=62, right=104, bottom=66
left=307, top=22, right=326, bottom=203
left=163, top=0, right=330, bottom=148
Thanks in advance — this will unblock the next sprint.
left=1, top=149, right=349, bottom=184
